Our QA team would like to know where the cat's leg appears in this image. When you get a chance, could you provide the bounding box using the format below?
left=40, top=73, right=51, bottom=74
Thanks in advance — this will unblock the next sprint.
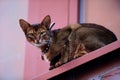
left=55, top=46, right=69, bottom=67
left=49, top=65, right=55, bottom=70
left=49, top=60, right=55, bottom=70
left=49, top=53, right=61, bottom=70
left=68, top=42, right=77, bottom=60
left=68, top=32, right=77, bottom=60
left=55, top=53, right=68, bottom=67
left=74, top=43, right=88, bottom=59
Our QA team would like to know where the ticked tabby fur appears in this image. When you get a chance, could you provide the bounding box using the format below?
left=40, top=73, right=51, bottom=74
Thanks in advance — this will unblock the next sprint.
left=19, top=15, right=117, bottom=70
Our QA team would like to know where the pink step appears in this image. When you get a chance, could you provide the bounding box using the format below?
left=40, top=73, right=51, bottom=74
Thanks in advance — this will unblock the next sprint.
left=32, top=40, right=120, bottom=80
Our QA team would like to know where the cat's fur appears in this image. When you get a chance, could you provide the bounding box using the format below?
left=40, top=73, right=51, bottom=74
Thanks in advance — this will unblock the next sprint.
left=19, top=15, right=117, bottom=70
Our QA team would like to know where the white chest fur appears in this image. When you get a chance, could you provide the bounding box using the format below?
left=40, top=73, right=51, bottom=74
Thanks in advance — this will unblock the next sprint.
left=43, top=54, right=50, bottom=63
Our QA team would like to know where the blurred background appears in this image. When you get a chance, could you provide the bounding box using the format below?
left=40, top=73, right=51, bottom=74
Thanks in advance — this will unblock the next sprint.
left=0, top=0, right=120, bottom=80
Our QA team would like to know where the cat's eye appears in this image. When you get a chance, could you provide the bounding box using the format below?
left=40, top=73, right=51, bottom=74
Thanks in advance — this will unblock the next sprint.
left=41, top=31, right=46, bottom=36
left=27, top=33, right=34, bottom=38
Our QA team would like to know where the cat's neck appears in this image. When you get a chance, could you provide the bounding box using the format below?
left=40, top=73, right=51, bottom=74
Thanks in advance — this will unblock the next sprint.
left=38, top=29, right=61, bottom=54
left=39, top=44, right=50, bottom=53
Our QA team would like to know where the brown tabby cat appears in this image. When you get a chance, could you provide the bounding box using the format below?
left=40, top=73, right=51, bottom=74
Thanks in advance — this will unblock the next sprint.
left=19, top=15, right=117, bottom=70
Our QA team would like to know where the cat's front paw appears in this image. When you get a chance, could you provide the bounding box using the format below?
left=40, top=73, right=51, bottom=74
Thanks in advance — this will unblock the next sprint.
left=74, top=54, right=80, bottom=58
left=55, top=61, right=63, bottom=67
left=49, top=61, right=63, bottom=70
left=74, top=51, right=87, bottom=59
left=49, top=65, right=55, bottom=70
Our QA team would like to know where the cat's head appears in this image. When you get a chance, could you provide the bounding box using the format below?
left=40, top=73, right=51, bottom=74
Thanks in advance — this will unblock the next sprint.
left=19, top=15, right=52, bottom=47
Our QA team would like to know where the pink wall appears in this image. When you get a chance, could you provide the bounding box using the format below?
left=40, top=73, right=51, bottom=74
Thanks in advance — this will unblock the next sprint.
left=24, top=0, right=78, bottom=80
left=83, top=0, right=120, bottom=39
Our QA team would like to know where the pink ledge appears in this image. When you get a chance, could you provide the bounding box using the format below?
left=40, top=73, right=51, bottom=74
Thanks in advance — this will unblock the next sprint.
left=32, top=40, right=120, bottom=80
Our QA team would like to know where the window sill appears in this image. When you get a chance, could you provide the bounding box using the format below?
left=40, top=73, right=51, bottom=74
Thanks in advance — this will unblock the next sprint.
left=33, top=40, right=120, bottom=80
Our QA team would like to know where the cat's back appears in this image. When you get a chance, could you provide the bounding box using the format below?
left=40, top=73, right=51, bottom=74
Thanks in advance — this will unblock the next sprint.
left=80, top=23, right=117, bottom=41
left=74, top=23, right=117, bottom=45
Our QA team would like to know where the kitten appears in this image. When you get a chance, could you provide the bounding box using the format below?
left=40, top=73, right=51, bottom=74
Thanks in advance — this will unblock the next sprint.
left=19, top=15, right=117, bottom=70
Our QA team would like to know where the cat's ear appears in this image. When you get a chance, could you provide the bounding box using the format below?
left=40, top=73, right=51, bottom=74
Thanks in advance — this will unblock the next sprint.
left=19, top=19, right=30, bottom=33
left=41, top=15, right=51, bottom=30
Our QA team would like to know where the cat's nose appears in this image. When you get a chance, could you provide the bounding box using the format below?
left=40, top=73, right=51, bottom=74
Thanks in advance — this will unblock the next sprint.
left=35, top=40, right=39, bottom=44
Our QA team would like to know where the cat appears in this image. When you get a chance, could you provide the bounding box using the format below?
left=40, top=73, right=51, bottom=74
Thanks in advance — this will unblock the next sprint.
left=19, top=15, right=117, bottom=70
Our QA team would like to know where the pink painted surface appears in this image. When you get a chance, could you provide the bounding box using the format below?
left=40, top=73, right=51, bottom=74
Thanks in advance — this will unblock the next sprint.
left=84, top=0, right=120, bottom=39
left=33, top=40, right=120, bottom=80
left=24, top=0, right=78, bottom=80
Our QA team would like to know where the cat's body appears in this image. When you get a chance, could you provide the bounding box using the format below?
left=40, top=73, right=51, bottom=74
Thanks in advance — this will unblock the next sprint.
left=19, top=15, right=117, bottom=70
